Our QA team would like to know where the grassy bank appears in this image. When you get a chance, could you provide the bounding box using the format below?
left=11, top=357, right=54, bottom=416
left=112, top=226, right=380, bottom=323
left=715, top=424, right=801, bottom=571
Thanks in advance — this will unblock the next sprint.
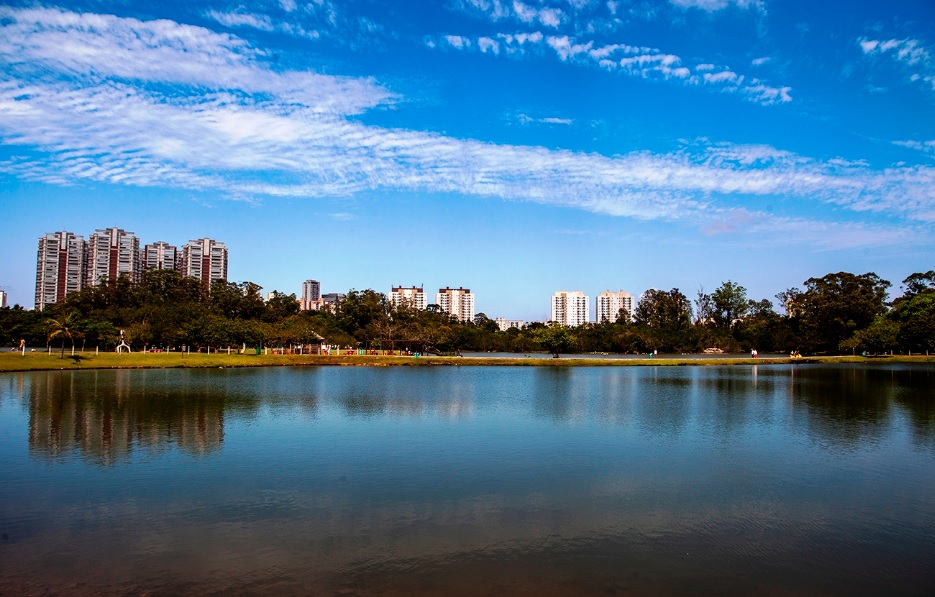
left=0, top=350, right=932, bottom=373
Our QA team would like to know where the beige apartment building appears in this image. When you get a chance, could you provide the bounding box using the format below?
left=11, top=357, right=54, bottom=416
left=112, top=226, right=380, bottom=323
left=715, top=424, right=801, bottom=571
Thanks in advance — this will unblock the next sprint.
left=435, top=287, right=475, bottom=322
left=390, top=286, right=427, bottom=310
left=596, top=290, right=635, bottom=323
left=551, top=290, right=590, bottom=327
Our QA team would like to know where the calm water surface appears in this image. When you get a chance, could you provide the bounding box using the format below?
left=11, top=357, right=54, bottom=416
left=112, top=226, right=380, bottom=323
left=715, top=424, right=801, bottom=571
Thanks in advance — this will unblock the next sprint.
left=1, top=364, right=934, bottom=595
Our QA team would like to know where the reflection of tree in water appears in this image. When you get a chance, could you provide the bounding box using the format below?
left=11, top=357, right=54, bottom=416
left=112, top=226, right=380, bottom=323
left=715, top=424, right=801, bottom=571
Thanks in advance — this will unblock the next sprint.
left=632, top=369, right=692, bottom=438
left=891, top=368, right=935, bottom=451
left=334, top=368, right=475, bottom=419
left=533, top=367, right=575, bottom=422
left=695, top=370, right=778, bottom=438
left=790, top=366, right=935, bottom=451
left=27, top=370, right=261, bottom=465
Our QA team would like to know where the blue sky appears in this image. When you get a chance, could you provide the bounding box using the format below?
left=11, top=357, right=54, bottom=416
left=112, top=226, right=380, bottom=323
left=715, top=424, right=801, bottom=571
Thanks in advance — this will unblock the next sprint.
left=1, top=0, right=933, bottom=320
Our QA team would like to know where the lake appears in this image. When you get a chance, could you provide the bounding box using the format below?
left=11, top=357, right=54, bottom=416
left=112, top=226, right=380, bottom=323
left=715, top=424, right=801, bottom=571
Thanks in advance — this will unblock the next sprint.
left=1, top=364, right=934, bottom=595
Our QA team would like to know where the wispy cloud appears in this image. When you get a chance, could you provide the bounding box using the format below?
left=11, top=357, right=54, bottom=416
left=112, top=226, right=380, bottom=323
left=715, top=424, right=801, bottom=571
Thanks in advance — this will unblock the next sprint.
left=515, top=113, right=573, bottom=125
left=455, top=0, right=566, bottom=28
left=0, top=6, right=932, bottom=251
left=430, top=30, right=792, bottom=105
left=859, top=37, right=935, bottom=91
left=205, top=10, right=275, bottom=32
left=894, top=139, right=935, bottom=157
left=205, top=8, right=320, bottom=39
left=669, top=0, right=764, bottom=12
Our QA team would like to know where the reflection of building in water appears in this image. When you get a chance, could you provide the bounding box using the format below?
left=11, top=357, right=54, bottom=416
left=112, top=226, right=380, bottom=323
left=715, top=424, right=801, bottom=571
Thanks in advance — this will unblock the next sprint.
left=28, top=371, right=224, bottom=466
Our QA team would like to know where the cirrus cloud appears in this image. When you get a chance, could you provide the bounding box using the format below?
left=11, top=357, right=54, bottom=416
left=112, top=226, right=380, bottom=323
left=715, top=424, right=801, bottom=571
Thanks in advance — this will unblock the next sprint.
left=0, top=6, right=932, bottom=251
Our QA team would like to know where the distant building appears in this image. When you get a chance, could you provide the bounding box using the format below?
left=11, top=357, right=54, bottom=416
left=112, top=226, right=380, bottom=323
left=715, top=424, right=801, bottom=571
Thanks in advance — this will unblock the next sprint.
left=596, top=290, right=635, bottom=323
left=320, top=293, right=346, bottom=312
left=301, top=279, right=321, bottom=310
left=142, top=241, right=178, bottom=273
left=179, top=238, right=228, bottom=287
left=436, top=287, right=475, bottom=322
left=495, top=318, right=524, bottom=331
left=390, top=286, right=426, bottom=310
left=35, top=231, right=86, bottom=310
left=551, top=290, right=590, bottom=327
left=0, top=289, right=7, bottom=309
left=86, top=227, right=140, bottom=286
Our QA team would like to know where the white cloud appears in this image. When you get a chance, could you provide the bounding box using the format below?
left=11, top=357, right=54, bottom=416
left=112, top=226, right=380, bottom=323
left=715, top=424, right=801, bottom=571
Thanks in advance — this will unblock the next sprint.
left=546, top=35, right=592, bottom=60
left=457, top=0, right=565, bottom=27
left=670, top=0, right=763, bottom=12
left=436, top=28, right=792, bottom=105
left=0, top=6, right=931, bottom=249
left=538, top=8, right=564, bottom=28
left=894, top=140, right=935, bottom=157
left=751, top=56, right=770, bottom=66
left=859, top=37, right=935, bottom=91
left=444, top=34, right=471, bottom=49
left=703, top=70, right=740, bottom=84
left=516, top=113, right=573, bottom=125
left=205, top=10, right=275, bottom=32
left=0, top=6, right=366, bottom=113
left=477, top=36, right=500, bottom=54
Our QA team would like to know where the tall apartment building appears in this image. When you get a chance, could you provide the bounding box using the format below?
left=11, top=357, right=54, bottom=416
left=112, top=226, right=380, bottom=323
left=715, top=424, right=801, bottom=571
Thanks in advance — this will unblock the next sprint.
left=179, top=238, right=228, bottom=287
left=596, top=290, right=635, bottom=323
left=142, top=241, right=178, bottom=273
left=86, top=227, right=140, bottom=286
left=300, top=279, right=321, bottom=310
left=390, top=286, right=426, bottom=310
left=551, top=290, right=590, bottom=327
left=435, top=287, right=475, bottom=322
left=35, top=231, right=86, bottom=310
left=0, top=288, right=8, bottom=309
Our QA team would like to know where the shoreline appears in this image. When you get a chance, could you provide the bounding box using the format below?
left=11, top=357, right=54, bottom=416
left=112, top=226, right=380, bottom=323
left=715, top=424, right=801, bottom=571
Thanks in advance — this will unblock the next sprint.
left=0, top=352, right=932, bottom=373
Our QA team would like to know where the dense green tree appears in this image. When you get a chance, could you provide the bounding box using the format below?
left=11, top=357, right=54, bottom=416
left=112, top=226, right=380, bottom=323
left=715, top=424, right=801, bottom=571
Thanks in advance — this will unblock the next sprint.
left=900, top=270, right=935, bottom=298
left=784, top=272, right=890, bottom=353
left=711, top=280, right=749, bottom=329
left=840, top=316, right=900, bottom=354
left=889, top=271, right=935, bottom=353
left=0, top=306, right=45, bottom=347
left=265, top=291, right=300, bottom=322
left=536, top=324, right=573, bottom=357
left=635, top=288, right=692, bottom=351
left=635, top=288, right=692, bottom=329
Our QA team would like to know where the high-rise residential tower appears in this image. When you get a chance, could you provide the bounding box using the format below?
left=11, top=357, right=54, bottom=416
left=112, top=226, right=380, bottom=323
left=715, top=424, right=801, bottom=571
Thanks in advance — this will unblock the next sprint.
left=435, top=287, right=475, bottom=322
left=551, top=290, right=590, bottom=327
left=0, top=288, right=8, bottom=309
left=301, top=279, right=321, bottom=310
left=596, top=290, right=635, bottom=323
left=390, top=286, right=426, bottom=310
left=86, top=227, right=140, bottom=286
left=142, top=241, right=178, bottom=273
left=35, top=231, right=86, bottom=310
left=179, top=238, right=228, bottom=287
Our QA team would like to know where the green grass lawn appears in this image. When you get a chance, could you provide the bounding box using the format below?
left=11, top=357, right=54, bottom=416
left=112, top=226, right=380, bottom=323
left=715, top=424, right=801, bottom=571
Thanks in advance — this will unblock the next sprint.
left=0, top=349, right=930, bottom=373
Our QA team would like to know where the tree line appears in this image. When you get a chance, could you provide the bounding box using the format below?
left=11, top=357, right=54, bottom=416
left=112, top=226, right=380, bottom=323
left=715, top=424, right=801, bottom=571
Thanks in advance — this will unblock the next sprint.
left=1, top=268, right=933, bottom=355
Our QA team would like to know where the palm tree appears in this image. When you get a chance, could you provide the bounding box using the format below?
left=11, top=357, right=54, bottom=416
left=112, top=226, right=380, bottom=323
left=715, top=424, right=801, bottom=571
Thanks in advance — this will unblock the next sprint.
left=47, top=311, right=81, bottom=358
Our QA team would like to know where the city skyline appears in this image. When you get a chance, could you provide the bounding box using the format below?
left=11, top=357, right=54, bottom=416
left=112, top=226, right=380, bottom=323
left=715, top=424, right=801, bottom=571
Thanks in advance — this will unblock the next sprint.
left=33, top=227, right=228, bottom=310
left=1, top=1, right=933, bottom=320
